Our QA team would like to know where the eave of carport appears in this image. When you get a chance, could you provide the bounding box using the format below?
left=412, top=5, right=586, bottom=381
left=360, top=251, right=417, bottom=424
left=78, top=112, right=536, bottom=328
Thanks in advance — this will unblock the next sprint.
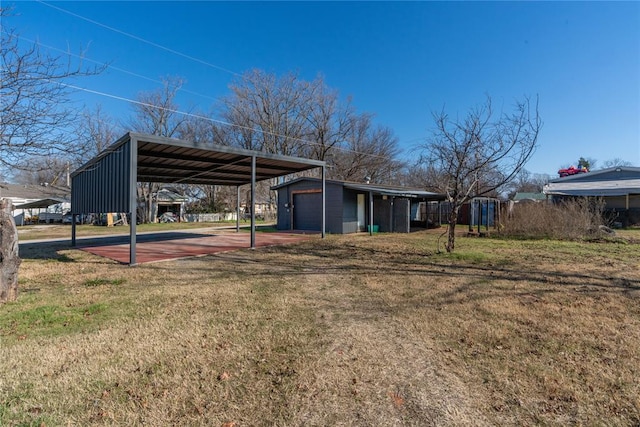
left=70, top=132, right=326, bottom=265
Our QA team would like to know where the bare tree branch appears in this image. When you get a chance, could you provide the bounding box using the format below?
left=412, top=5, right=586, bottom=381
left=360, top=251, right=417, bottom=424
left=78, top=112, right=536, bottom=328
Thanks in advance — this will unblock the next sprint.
left=421, top=95, right=542, bottom=252
left=0, top=9, right=105, bottom=177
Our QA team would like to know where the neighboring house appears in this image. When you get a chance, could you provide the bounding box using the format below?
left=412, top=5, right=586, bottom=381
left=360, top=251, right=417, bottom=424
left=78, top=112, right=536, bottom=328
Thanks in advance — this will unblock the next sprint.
left=543, top=166, right=640, bottom=226
left=513, top=192, right=547, bottom=203
left=271, top=178, right=445, bottom=234
left=154, top=188, right=189, bottom=221
left=0, top=183, right=71, bottom=225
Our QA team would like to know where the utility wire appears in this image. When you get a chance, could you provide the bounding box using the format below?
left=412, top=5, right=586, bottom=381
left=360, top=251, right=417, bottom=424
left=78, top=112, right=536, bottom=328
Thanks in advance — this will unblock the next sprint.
left=11, top=33, right=219, bottom=102
left=36, top=0, right=241, bottom=77
left=52, top=79, right=395, bottom=161
left=25, top=2, right=401, bottom=162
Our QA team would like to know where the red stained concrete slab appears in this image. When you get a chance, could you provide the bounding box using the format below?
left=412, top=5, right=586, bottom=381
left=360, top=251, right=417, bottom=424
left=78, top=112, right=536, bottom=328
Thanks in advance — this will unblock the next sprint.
left=79, top=231, right=314, bottom=264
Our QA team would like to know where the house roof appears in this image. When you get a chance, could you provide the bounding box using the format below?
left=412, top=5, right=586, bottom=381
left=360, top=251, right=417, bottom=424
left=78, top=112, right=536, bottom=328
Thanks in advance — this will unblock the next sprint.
left=0, top=183, right=70, bottom=201
left=271, top=177, right=447, bottom=200
left=544, top=166, right=640, bottom=197
left=513, top=192, right=546, bottom=201
left=156, top=189, right=189, bottom=203
left=14, top=197, right=69, bottom=210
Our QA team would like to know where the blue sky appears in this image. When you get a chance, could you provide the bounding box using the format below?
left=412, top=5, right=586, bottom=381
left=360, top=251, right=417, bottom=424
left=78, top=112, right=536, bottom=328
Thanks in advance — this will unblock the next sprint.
left=5, top=1, right=640, bottom=176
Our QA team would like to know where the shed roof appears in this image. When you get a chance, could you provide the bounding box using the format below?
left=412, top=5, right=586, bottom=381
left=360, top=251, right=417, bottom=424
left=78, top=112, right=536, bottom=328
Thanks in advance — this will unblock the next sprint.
left=271, top=177, right=446, bottom=200
left=544, top=166, right=640, bottom=197
left=513, top=192, right=546, bottom=201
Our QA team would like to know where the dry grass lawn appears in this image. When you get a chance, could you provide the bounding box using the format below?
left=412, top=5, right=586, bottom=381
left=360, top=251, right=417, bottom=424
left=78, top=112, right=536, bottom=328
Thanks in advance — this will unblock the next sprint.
left=1, top=228, right=639, bottom=426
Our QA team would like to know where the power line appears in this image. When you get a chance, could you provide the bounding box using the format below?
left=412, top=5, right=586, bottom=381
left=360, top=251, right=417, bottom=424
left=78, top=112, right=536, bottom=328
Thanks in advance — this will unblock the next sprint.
left=22, top=3, right=400, bottom=162
left=36, top=0, right=241, bottom=77
left=12, top=33, right=219, bottom=103
left=51, top=79, right=395, bottom=161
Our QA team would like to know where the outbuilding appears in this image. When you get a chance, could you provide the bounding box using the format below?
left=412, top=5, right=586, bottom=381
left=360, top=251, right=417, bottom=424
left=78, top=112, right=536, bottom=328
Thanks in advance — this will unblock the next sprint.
left=543, top=166, right=640, bottom=226
left=272, top=177, right=445, bottom=234
left=70, top=132, right=326, bottom=264
left=0, top=183, right=70, bottom=225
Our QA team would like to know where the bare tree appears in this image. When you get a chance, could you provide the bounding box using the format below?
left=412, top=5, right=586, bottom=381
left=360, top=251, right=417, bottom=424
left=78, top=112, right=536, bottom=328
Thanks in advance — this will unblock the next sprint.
left=303, top=76, right=354, bottom=162
left=0, top=9, right=104, bottom=179
left=601, top=158, right=634, bottom=169
left=10, top=105, right=120, bottom=186
left=331, top=114, right=402, bottom=182
left=220, top=69, right=311, bottom=155
left=127, top=76, right=188, bottom=138
left=11, top=157, right=71, bottom=186
left=75, top=105, right=123, bottom=165
left=1, top=9, right=103, bottom=303
left=128, top=76, right=188, bottom=222
left=217, top=68, right=403, bottom=209
left=421, top=96, right=541, bottom=252
left=504, top=168, right=550, bottom=199
left=176, top=112, right=227, bottom=146
left=0, top=199, right=20, bottom=303
left=400, top=162, right=452, bottom=191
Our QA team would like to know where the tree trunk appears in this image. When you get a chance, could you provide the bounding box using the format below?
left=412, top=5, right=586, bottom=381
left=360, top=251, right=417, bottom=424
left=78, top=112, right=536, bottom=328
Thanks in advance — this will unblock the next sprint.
left=446, top=204, right=460, bottom=253
left=1, top=199, right=21, bottom=304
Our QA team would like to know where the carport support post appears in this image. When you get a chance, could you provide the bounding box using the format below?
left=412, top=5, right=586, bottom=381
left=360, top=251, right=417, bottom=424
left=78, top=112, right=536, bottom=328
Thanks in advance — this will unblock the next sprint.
left=71, top=214, right=77, bottom=246
left=321, top=165, right=326, bottom=238
left=129, top=137, right=138, bottom=266
left=250, top=155, right=256, bottom=249
left=236, top=185, right=240, bottom=233
left=369, top=191, right=374, bottom=236
left=389, top=197, right=394, bottom=233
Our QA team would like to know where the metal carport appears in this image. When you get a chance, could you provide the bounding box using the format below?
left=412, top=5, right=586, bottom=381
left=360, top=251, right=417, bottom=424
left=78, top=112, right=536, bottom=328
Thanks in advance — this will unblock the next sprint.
left=71, top=132, right=326, bottom=265
left=14, top=197, right=68, bottom=226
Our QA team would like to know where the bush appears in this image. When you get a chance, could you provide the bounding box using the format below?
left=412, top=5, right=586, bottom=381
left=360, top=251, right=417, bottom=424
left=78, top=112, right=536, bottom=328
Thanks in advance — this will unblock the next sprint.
left=499, top=198, right=609, bottom=240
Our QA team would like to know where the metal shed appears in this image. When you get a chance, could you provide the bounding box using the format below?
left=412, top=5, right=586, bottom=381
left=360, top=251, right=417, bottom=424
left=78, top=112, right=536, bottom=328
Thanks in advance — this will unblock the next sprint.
left=71, top=132, right=326, bottom=264
left=272, top=178, right=446, bottom=234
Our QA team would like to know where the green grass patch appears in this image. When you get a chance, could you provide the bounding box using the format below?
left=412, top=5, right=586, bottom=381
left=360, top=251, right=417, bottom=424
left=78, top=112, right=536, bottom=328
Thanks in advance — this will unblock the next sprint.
left=83, top=277, right=126, bottom=287
left=441, top=250, right=489, bottom=264
left=0, top=302, right=108, bottom=340
left=0, top=380, right=57, bottom=427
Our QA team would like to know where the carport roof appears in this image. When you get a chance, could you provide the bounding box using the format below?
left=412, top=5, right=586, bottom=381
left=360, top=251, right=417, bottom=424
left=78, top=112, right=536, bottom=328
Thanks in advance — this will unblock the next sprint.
left=72, top=132, right=325, bottom=186
left=70, top=132, right=327, bottom=265
left=15, top=197, right=68, bottom=210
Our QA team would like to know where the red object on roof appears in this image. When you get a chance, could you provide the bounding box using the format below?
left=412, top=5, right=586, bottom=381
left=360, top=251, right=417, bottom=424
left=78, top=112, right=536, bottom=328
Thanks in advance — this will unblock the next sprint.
left=558, top=166, right=588, bottom=177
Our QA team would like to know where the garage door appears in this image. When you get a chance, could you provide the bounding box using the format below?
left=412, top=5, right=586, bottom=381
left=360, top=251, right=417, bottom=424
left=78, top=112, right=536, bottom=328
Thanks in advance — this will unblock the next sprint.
left=293, top=193, right=322, bottom=231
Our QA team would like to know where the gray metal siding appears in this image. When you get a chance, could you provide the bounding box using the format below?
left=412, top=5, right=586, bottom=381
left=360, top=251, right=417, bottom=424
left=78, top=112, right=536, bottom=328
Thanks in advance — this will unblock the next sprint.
left=325, top=183, right=343, bottom=233
left=372, top=197, right=411, bottom=232
left=374, top=198, right=391, bottom=232
left=275, top=180, right=343, bottom=233
left=393, top=199, right=410, bottom=233
left=71, top=141, right=130, bottom=214
left=276, top=187, right=292, bottom=230
left=293, top=192, right=322, bottom=230
left=342, top=190, right=358, bottom=226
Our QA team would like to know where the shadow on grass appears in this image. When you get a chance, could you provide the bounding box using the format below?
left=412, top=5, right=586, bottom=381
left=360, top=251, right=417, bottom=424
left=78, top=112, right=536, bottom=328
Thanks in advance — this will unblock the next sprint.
left=18, top=241, right=75, bottom=261
left=167, top=239, right=640, bottom=301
